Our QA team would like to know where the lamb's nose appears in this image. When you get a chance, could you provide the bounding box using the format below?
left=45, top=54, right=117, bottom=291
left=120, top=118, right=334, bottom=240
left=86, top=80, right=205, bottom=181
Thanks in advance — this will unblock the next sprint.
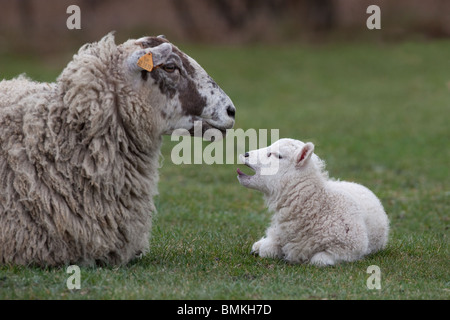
left=226, top=105, right=235, bottom=118
left=244, top=152, right=249, bottom=157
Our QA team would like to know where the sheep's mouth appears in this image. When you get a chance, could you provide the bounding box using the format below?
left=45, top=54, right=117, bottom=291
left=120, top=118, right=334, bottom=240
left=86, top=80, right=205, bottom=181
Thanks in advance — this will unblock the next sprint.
left=188, top=120, right=228, bottom=141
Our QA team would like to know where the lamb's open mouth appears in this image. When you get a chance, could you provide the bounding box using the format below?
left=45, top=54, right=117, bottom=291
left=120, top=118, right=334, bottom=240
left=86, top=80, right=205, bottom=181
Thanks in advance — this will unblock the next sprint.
left=237, top=162, right=256, bottom=178
left=208, top=124, right=227, bottom=136
left=205, top=120, right=233, bottom=136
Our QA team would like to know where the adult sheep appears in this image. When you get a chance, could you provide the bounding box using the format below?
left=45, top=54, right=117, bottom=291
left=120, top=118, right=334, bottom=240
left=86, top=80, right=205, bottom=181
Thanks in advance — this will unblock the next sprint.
left=0, top=33, right=236, bottom=267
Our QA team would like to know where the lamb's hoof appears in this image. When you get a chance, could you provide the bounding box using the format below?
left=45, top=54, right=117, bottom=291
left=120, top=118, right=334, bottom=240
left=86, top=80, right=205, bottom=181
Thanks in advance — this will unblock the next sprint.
left=310, top=252, right=336, bottom=267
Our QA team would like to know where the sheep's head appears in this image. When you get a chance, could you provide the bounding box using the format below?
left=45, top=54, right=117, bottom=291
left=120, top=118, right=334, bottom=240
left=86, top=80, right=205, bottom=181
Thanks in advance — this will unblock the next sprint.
left=122, top=36, right=235, bottom=140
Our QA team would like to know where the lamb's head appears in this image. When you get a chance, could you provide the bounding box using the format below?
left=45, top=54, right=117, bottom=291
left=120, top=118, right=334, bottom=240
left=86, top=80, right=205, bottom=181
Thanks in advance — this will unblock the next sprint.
left=237, top=139, right=324, bottom=194
left=122, top=35, right=235, bottom=140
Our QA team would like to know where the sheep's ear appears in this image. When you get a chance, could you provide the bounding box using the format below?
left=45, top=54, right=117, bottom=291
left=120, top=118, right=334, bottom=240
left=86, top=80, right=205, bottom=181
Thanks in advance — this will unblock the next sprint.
left=295, top=142, right=314, bottom=167
left=147, top=42, right=172, bottom=66
left=127, top=43, right=172, bottom=73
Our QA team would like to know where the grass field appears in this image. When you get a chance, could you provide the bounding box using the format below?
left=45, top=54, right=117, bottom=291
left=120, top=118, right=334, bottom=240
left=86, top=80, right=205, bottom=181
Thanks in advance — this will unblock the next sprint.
left=0, top=40, right=449, bottom=300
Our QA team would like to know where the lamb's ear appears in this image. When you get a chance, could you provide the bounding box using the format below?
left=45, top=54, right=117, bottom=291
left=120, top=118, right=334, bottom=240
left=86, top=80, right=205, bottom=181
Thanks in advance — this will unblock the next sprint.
left=295, top=142, right=315, bottom=167
left=126, top=43, right=172, bottom=73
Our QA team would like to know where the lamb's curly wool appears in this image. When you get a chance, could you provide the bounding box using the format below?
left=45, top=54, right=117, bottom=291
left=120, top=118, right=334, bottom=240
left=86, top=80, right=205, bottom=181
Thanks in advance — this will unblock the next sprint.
left=0, top=33, right=235, bottom=266
left=237, top=138, right=389, bottom=266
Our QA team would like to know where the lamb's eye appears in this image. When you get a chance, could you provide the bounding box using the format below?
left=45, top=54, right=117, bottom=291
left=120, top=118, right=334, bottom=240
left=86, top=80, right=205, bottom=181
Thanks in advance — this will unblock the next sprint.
left=162, top=64, right=177, bottom=73
left=268, top=152, right=282, bottom=159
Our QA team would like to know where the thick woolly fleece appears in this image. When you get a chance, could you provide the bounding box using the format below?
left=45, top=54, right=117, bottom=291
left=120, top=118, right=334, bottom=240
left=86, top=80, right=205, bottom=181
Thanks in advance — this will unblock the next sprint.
left=0, top=35, right=162, bottom=266
left=263, top=178, right=389, bottom=265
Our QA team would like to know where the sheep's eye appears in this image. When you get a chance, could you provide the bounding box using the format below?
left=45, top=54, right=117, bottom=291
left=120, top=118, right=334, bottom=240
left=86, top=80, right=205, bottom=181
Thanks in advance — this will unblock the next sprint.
left=162, top=64, right=177, bottom=73
left=267, top=153, right=271, bottom=157
left=276, top=154, right=283, bottom=159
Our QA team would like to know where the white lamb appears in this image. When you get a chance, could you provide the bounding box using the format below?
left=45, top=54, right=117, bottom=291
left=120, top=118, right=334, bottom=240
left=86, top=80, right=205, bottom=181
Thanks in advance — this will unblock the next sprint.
left=237, top=138, right=389, bottom=266
left=0, top=33, right=236, bottom=267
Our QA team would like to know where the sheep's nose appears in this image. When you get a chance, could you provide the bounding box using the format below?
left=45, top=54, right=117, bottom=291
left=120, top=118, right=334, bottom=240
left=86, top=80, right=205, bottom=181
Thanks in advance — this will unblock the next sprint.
left=226, top=105, right=235, bottom=119
left=244, top=152, right=249, bottom=157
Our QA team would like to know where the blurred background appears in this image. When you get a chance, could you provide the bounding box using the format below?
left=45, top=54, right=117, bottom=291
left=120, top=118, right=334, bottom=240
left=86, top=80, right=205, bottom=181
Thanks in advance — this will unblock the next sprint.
left=0, top=0, right=449, bottom=54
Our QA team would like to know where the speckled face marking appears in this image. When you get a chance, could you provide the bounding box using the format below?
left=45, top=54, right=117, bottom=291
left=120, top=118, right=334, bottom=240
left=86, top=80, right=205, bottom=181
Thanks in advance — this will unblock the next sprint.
left=125, top=36, right=235, bottom=139
left=138, top=37, right=207, bottom=116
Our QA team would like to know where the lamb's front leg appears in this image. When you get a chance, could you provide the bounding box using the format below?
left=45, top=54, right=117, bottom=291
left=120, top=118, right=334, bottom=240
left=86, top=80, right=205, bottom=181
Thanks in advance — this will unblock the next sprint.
left=251, top=236, right=282, bottom=259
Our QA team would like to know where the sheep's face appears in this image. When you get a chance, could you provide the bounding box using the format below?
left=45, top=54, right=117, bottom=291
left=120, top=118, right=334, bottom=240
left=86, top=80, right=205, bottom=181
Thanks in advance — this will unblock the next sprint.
left=237, top=139, right=316, bottom=195
left=123, top=36, right=235, bottom=140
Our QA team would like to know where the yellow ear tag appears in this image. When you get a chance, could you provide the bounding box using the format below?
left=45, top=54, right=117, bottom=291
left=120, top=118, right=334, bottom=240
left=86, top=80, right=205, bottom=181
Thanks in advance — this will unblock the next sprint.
left=137, top=52, right=154, bottom=72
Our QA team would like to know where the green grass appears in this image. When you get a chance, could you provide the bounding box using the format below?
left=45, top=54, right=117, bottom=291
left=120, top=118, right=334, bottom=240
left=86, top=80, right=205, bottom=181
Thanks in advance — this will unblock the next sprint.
left=0, top=40, right=449, bottom=299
